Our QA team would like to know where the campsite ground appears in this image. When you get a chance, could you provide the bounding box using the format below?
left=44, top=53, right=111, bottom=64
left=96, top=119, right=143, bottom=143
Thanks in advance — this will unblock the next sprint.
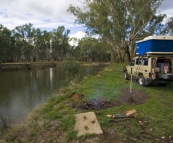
left=1, top=63, right=173, bottom=143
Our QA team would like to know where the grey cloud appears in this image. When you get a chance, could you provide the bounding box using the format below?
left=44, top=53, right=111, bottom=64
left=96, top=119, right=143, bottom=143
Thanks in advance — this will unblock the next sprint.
left=159, top=0, right=173, bottom=11
left=158, top=0, right=173, bottom=16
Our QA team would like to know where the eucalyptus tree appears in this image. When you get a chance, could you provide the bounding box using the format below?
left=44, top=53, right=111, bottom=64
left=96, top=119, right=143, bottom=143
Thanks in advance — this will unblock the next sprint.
left=126, top=1, right=167, bottom=57
left=31, top=28, right=42, bottom=61
left=68, top=0, right=167, bottom=62
left=13, top=23, right=35, bottom=61
left=0, top=24, right=5, bottom=63
left=77, top=37, right=92, bottom=61
left=0, top=25, right=16, bottom=62
left=76, top=37, right=111, bottom=62
left=95, top=38, right=112, bottom=62
left=68, top=37, right=78, bottom=58
left=166, top=16, right=173, bottom=35
left=34, top=29, right=51, bottom=60
left=51, top=26, right=70, bottom=61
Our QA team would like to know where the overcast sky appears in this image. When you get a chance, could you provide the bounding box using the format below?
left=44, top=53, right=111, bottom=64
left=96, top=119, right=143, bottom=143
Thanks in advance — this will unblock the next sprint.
left=0, top=0, right=173, bottom=40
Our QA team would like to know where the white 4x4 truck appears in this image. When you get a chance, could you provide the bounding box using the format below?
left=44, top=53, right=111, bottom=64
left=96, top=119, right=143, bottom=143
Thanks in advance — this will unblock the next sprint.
left=123, top=36, right=173, bottom=86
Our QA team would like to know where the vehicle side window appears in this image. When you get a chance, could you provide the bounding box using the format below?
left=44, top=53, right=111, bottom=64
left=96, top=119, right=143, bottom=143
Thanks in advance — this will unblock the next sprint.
left=136, top=58, right=140, bottom=65
left=143, top=58, right=148, bottom=65
left=136, top=58, right=148, bottom=66
left=130, top=60, right=135, bottom=66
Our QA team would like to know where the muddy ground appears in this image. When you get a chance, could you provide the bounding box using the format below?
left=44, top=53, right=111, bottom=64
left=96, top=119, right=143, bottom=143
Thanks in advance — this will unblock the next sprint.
left=119, top=88, right=149, bottom=105
left=69, top=88, right=149, bottom=110
left=68, top=88, right=150, bottom=143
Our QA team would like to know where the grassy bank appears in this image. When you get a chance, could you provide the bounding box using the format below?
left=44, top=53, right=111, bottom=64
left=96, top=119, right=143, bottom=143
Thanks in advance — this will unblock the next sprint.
left=1, top=63, right=173, bottom=143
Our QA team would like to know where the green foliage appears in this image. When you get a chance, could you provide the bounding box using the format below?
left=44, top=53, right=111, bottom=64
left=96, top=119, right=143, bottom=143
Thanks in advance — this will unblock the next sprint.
left=44, top=110, right=63, bottom=120
left=72, top=37, right=111, bottom=62
left=61, top=57, right=82, bottom=84
left=111, top=51, right=115, bottom=63
left=0, top=26, right=15, bottom=63
left=29, top=122, right=38, bottom=130
left=78, top=133, right=97, bottom=141
left=51, top=26, right=70, bottom=61
left=0, top=24, right=71, bottom=62
left=0, top=22, right=111, bottom=63
left=59, top=114, right=75, bottom=131
left=48, top=94, right=67, bottom=104
left=43, top=103, right=54, bottom=113
left=66, top=130, right=77, bottom=141
left=68, top=0, right=168, bottom=62
left=166, top=16, right=173, bottom=35
left=43, top=121, right=51, bottom=130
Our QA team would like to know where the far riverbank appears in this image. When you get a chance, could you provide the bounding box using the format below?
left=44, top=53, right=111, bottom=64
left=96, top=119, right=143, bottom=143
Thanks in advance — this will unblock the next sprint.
left=0, top=61, right=110, bottom=71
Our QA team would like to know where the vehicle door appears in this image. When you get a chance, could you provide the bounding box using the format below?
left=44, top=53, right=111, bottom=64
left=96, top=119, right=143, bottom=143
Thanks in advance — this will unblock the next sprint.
left=133, top=57, right=149, bottom=78
left=140, top=58, right=149, bottom=78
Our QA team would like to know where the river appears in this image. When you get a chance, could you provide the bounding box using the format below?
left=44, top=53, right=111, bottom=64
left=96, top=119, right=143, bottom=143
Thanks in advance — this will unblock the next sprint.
left=0, top=63, right=108, bottom=124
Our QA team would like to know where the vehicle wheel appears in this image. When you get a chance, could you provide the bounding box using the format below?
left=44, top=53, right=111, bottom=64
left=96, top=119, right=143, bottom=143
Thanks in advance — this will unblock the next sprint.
left=138, top=75, right=148, bottom=86
left=124, top=71, right=130, bottom=80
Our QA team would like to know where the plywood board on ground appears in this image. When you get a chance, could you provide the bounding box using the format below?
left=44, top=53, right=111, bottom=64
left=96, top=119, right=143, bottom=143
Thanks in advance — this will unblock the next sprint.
left=74, top=112, right=103, bottom=137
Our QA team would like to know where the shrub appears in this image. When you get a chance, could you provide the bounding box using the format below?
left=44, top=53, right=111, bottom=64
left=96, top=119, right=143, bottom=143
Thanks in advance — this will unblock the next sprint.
left=61, top=57, right=83, bottom=84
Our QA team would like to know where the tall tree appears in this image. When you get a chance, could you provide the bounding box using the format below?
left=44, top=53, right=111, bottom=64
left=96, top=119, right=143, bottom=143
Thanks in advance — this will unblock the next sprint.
left=68, top=0, right=167, bottom=62
left=0, top=24, right=5, bottom=63
left=0, top=25, right=16, bottom=62
left=76, top=37, right=111, bottom=62
left=51, top=26, right=70, bottom=61
left=13, top=23, right=35, bottom=61
left=34, top=29, right=51, bottom=61
left=166, top=16, right=173, bottom=35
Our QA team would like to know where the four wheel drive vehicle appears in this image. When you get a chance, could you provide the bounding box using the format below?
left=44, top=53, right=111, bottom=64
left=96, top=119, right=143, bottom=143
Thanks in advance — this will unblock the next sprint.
left=123, top=55, right=173, bottom=86
left=123, top=36, right=173, bottom=86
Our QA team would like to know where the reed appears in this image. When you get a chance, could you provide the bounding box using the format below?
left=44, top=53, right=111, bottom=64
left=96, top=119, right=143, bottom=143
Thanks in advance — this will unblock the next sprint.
left=0, top=111, right=11, bottom=135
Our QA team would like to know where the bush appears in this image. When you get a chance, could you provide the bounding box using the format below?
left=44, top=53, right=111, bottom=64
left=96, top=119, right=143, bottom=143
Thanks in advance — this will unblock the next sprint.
left=61, top=57, right=83, bottom=84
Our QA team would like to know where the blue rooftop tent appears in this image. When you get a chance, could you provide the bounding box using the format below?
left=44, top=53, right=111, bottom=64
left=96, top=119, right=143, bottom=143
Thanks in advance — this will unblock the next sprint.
left=136, top=36, right=173, bottom=56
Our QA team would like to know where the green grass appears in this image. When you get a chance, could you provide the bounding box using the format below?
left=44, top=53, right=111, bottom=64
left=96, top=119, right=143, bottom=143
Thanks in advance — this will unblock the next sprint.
left=66, top=130, right=77, bottom=142
left=1, top=63, right=173, bottom=143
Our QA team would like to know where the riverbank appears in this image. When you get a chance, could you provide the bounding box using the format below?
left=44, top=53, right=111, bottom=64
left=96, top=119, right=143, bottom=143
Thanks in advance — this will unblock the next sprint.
left=0, top=61, right=58, bottom=71
left=1, top=63, right=173, bottom=142
left=0, top=61, right=110, bottom=71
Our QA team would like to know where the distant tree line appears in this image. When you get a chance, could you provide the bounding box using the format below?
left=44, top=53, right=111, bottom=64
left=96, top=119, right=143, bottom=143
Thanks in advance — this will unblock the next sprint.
left=68, top=0, right=173, bottom=62
left=0, top=23, right=110, bottom=63
left=1, top=0, right=173, bottom=64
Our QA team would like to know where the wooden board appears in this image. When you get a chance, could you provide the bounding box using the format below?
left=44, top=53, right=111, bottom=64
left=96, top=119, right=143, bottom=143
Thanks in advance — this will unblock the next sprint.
left=74, top=112, right=103, bottom=137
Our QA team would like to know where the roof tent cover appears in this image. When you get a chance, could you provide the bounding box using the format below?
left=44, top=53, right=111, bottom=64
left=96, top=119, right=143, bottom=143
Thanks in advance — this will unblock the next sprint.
left=136, top=36, right=173, bottom=56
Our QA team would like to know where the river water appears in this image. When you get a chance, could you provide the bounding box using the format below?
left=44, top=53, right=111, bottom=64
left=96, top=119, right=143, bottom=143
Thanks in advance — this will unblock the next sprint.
left=0, top=64, right=108, bottom=123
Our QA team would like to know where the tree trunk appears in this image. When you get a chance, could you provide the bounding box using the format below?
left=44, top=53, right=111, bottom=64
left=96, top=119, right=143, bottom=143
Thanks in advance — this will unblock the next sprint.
left=126, top=45, right=131, bottom=62
left=122, top=51, right=126, bottom=63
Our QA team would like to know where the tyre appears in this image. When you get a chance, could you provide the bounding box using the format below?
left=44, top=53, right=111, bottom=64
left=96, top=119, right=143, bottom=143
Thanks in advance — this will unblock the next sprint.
left=123, top=66, right=126, bottom=72
left=138, top=75, right=148, bottom=86
left=124, top=71, right=130, bottom=80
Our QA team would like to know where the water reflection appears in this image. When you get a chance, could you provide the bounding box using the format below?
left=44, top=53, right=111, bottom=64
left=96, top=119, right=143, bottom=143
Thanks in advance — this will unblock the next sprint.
left=50, top=68, right=53, bottom=90
left=0, top=64, right=107, bottom=123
